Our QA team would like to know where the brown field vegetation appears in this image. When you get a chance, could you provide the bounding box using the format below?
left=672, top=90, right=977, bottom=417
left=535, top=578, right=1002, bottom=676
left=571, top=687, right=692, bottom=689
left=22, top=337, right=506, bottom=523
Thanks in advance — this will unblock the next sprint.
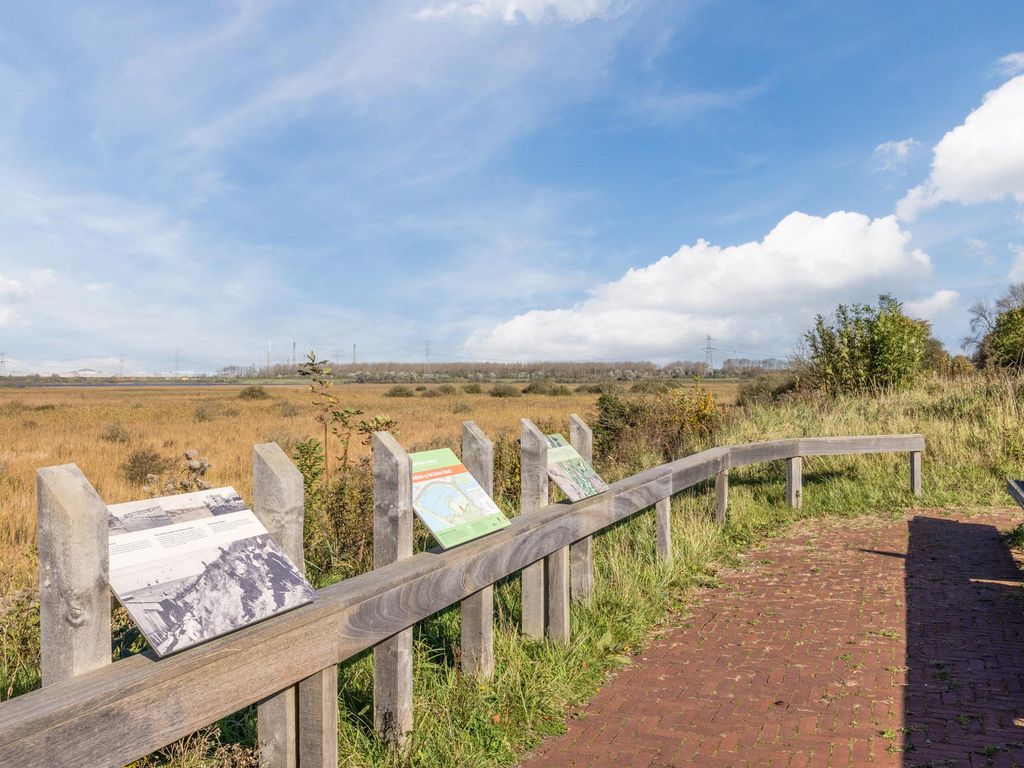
left=0, top=380, right=740, bottom=596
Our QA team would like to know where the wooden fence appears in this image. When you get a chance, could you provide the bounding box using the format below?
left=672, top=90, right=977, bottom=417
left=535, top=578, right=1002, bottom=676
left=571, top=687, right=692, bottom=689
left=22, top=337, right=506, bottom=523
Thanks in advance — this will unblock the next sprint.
left=0, top=420, right=924, bottom=767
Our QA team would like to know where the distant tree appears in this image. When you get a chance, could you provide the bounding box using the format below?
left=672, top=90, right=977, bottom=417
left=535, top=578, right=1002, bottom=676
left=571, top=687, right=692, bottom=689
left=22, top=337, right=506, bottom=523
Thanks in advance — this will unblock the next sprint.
left=989, top=307, right=1024, bottom=368
left=964, top=283, right=1024, bottom=368
left=802, top=295, right=929, bottom=394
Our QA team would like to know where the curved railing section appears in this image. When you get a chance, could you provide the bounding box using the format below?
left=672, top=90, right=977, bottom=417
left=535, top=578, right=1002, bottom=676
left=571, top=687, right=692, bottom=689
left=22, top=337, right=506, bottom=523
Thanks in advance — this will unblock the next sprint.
left=0, top=433, right=924, bottom=767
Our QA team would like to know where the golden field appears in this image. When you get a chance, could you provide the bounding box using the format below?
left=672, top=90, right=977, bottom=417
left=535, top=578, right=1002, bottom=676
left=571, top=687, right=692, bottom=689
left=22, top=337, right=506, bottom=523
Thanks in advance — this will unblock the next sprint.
left=0, top=381, right=740, bottom=596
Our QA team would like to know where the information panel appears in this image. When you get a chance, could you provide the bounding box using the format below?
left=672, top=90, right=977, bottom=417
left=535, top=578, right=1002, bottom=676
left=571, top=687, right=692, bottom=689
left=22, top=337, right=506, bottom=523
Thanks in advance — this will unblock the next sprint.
left=410, top=448, right=510, bottom=549
left=545, top=433, right=610, bottom=501
left=107, top=487, right=316, bottom=657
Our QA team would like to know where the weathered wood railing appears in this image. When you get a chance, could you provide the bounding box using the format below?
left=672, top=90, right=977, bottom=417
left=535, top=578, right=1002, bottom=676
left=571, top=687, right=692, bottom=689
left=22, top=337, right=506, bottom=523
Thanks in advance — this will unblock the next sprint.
left=0, top=430, right=924, bottom=767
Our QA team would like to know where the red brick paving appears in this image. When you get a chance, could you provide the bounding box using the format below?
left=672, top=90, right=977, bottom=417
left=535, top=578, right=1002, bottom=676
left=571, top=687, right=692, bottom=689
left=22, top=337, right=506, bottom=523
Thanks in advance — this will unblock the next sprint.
left=520, top=511, right=1024, bottom=767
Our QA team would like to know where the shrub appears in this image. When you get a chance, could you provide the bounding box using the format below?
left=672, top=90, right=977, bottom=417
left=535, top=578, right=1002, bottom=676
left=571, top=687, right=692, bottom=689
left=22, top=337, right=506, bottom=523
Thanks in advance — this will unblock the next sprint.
left=522, top=379, right=571, bottom=396
left=803, top=294, right=929, bottom=395
left=462, top=383, right=482, bottom=394
left=415, top=385, right=428, bottom=392
left=593, top=389, right=716, bottom=471
left=490, top=384, right=522, bottom=398
left=437, top=384, right=457, bottom=395
left=738, top=373, right=800, bottom=406
left=575, top=383, right=613, bottom=394
left=385, top=385, right=415, bottom=398
left=238, top=385, right=269, bottom=400
left=630, top=378, right=669, bottom=395
left=278, top=402, right=301, bottom=417
left=121, top=448, right=170, bottom=486
left=193, top=405, right=214, bottom=422
left=421, top=389, right=441, bottom=398
left=100, top=422, right=131, bottom=443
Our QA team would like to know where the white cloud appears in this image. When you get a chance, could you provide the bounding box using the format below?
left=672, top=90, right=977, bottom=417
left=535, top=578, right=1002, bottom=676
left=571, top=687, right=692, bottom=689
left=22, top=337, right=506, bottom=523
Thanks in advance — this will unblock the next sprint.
left=898, top=75, right=1024, bottom=220
left=1008, top=244, right=1024, bottom=282
left=873, top=138, right=919, bottom=172
left=905, top=289, right=959, bottom=319
left=415, top=0, right=631, bottom=24
left=998, top=52, right=1024, bottom=77
left=468, top=210, right=932, bottom=360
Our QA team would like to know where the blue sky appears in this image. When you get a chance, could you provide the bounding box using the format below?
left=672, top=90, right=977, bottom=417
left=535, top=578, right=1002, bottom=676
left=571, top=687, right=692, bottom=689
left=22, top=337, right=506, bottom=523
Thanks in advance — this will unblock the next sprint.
left=1, top=1, right=1023, bottom=374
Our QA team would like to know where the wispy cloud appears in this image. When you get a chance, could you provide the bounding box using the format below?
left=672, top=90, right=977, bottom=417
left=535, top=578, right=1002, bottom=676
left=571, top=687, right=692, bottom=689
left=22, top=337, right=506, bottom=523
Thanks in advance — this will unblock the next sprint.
left=873, top=138, right=919, bottom=172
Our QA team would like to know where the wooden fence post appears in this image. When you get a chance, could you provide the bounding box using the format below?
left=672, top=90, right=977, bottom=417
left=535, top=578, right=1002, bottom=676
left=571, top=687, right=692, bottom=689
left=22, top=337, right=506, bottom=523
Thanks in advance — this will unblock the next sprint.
left=786, top=455, right=803, bottom=509
left=715, top=467, right=729, bottom=525
left=37, top=464, right=111, bottom=687
left=909, top=450, right=922, bottom=498
left=655, top=497, right=671, bottom=562
left=520, top=419, right=550, bottom=640
left=568, top=414, right=594, bottom=601
left=372, top=432, right=414, bottom=746
left=252, top=442, right=337, bottom=768
left=460, top=421, right=495, bottom=680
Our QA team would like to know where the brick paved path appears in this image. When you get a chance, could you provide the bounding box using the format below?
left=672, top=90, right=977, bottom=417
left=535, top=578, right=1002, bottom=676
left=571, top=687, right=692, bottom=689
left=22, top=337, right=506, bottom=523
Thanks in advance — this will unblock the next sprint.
left=521, top=511, right=1024, bottom=767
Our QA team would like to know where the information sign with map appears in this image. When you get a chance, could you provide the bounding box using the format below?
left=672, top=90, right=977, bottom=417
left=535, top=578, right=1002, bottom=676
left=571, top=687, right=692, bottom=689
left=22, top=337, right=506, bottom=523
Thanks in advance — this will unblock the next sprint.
left=410, top=448, right=510, bottom=548
left=545, top=434, right=610, bottom=501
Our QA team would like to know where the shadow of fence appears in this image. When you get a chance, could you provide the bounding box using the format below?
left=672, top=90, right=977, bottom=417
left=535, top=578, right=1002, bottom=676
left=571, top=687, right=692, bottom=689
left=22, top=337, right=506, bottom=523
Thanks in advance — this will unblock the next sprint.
left=904, top=516, right=1024, bottom=766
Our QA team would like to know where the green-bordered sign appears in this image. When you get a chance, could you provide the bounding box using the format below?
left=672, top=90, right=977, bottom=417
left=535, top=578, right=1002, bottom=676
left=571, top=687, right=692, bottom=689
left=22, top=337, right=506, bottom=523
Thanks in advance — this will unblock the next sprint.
left=545, top=434, right=610, bottom=501
left=409, top=448, right=510, bottom=549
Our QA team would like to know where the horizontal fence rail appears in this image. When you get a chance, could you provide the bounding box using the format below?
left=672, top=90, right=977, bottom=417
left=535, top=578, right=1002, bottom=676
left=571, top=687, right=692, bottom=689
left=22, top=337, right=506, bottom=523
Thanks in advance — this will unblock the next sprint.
left=0, top=434, right=924, bottom=767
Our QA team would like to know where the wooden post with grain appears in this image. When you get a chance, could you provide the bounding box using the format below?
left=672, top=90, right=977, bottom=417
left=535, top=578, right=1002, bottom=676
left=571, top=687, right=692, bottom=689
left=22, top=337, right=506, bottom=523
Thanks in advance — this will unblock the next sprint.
left=252, top=442, right=337, bottom=768
left=37, top=464, right=111, bottom=688
left=786, top=454, right=803, bottom=509
left=568, top=413, right=595, bottom=601
left=909, top=449, right=922, bottom=497
left=519, top=419, right=549, bottom=640
left=460, top=421, right=495, bottom=680
left=372, top=432, right=414, bottom=746
left=655, top=496, right=672, bottom=562
left=715, top=467, right=729, bottom=525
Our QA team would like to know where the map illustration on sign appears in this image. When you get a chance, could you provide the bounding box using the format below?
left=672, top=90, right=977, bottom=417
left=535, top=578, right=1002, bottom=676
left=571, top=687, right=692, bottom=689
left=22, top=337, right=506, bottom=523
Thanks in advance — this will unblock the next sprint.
left=410, top=448, right=510, bottom=549
left=546, top=434, right=610, bottom=501
left=107, top=487, right=316, bottom=657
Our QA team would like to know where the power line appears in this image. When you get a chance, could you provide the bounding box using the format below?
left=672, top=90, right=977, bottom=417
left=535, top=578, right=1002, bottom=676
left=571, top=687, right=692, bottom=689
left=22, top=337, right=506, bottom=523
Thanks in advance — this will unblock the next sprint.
left=703, top=335, right=717, bottom=372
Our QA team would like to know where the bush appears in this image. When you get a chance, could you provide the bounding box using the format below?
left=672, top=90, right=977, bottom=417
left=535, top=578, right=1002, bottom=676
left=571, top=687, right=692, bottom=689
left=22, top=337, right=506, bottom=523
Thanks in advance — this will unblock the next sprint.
left=738, top=373, right=800, bottom=406
left=593, top=389, right=716, bottom=471
left=803, top=294, right=929, bottom=395
left=575, top=383, right=614, bottom=394
left=193, top=405, right=215, bottom=422
left=100, top=422, right=131, bottom=443
left=385, top=386, right=415, bottom=398
left=630, top=378, right=668, bottom=395
left=437, top=384, right=457, bottom=395
left=421, top=389, right=441, bottom=398
left=238, top=385, right=269, bottom=400
left=490, top=384, right=522, bottom=398
left=522, top=379, right=572, bottom=396
left=121, top=448, right=170, bottom=486
left=462, top=383, right=482, bottom=394
left=415, top=385, right=428, bottom=392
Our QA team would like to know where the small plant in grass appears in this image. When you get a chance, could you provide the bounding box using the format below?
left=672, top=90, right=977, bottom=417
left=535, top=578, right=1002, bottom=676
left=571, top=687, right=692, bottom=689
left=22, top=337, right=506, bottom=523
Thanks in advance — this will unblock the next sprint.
left=1006, top=523, right=1024, bottom=550
left=490, top=383, right=521, bottom=398
left=385, top=385, right=415, bottom=398
left=462, top=383, right=482, bottom=394
left=100, top=421, right=131, bottom=443
left=121, top=448, right=170, bottom=486
left=238, top=385, right=269, bottom=400
left=437, top=384, right=457, bottom=395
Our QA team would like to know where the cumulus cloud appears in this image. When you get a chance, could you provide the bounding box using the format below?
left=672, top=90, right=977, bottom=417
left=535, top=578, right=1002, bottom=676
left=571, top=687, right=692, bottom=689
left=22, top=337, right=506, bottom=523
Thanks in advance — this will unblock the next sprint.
left=898, top=75, right=1024, bottom=220
left=873, top=138, right=919, bottom=172
left=1007, top=244, right=1024, bottom=282
left=905, top=289, right=959, bottom=320
left=415, top=0, right=631, bottom=24
left=998, top=52, right=1024, bottom=77
left=467, top=210, right=932, bottom=360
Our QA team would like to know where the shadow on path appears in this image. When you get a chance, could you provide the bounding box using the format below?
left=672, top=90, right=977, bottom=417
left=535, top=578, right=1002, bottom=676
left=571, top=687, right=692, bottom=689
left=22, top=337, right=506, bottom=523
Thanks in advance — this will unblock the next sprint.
left=905, top=517, right=1024, bottom=766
